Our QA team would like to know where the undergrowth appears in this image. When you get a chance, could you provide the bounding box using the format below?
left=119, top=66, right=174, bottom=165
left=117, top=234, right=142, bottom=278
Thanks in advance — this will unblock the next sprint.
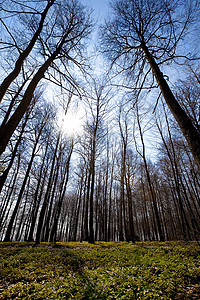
left=0, top=241, right=200, bottom=299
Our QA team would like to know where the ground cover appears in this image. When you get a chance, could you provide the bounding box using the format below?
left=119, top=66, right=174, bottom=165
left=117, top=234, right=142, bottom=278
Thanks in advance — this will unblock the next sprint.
left=0, top=241, right=200, bottom=299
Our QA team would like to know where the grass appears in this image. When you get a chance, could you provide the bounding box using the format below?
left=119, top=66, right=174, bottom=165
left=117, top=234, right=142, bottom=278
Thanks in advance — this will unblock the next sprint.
left=0, top=241, right=200, bottom=299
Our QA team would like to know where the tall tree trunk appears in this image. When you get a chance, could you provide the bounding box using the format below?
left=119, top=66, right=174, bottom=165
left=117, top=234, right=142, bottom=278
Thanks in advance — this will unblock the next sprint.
left=73, top=174, right=83, bottom=241
left=80, top=170, right=88, bottom=242
left=141, top=42, right=200, bottom=169
left=0, top=77, right=33, bottom=132
left=137, top=109, right=165, bottom=241
left=0, top=154, right=21, bottom=235
left=27, top=140, right=50, bottom=242
left=0, top=0, right=55, bottom=103
left=35, top=131, right=61, bottom=244
left=156, top=109, right=191, bottom=240
left=15, top=176, right=31, bottom=241
left=0, top=111, right=30, bottom=194
left=107, top=157, right=114, bottom=242
left=49, top=140, right=73, bottom=242
left=89, top=154, right=95, bottom=243
left=0, top=37, right=65, bottom=156
left=125, top=171, right=135, bottom=242
left=43, top=156, right=61, bottom=241
left=4, top=132, right=41, bottom=241
left=84, top=169, right=90, bottom=241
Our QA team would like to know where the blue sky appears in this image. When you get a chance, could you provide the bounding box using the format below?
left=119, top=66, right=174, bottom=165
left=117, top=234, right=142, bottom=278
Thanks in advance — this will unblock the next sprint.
left=82, top=0, right=110, bottom=21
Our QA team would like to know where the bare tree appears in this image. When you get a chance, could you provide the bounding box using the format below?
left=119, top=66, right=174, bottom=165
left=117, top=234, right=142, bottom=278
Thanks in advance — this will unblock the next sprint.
left=0, top=0, right=92, bottom=156
left=0, top=0, right=55, bottom=103
left=134, top=104, right=165, bottom=241
left=4, top=109, right=50, bottom=241
left=101, top=0, right=200, bottom=168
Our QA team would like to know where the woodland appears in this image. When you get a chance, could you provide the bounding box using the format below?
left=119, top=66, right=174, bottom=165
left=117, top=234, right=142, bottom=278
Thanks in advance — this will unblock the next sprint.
left=0, top=0, right=200, bottom=246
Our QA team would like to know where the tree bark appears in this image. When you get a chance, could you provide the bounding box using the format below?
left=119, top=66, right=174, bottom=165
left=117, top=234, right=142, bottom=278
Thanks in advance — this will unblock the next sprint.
left=0, top=111, right=30, bottom=194
left=27, top=140, right=50, bottom=242
left=0, top=36, right=66, bottom=156
left=49, top=143, right=73, bottom=242
left=0, top=0, right=55, bottom=103
left=141, top=42, right=200, bottom=169
left=35, top=130, right=61, bottom=243
left=4, top=132, right=41, bottom=242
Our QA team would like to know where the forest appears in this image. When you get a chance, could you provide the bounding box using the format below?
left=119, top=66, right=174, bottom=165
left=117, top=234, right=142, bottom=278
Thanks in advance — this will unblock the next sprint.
left=0, top=0, right=200, bottom=245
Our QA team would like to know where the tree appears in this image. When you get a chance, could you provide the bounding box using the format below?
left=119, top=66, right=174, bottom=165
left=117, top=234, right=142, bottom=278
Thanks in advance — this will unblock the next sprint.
left=118, top=107, right=136, bottom=241
left=101, top=0, right=200, bottom=169
left=0, top=0, right=55, bottom=103
left=134, top=105, right=165, bottom=241
left=49, top=139, right=74, bottom=242
left=3, top=108, right=50, bottom=241
left=76, top=77, right=111, bottom=243
left=0, top=0, right=92, bottom=156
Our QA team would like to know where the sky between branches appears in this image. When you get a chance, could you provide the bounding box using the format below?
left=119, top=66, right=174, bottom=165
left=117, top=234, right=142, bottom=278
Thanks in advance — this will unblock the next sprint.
left=83, top=0, right=109, bottom=20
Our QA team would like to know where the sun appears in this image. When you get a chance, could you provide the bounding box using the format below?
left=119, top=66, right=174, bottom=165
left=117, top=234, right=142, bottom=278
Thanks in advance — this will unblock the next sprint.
left=58, top=109, right=84, bottom=136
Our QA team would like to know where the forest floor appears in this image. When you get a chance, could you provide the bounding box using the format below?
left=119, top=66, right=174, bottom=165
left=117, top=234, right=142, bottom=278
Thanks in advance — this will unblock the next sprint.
left=0, top=241, right=200, bottom=299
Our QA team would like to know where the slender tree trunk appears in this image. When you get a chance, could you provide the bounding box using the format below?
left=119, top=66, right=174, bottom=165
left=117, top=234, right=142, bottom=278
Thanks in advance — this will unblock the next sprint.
left=27, top=141, right=50, bottom=242
left=108, top=156, right=114, bottom=241
left=89, top=154, right=95, bottom=243
left=15, top=176, right=31, bottom=241
left=118, top=193, right=124, bottom=241
left=43, top=156, right=61, bottom=241
left=73, top=175, right=83, bottom=241
left=4, top=133, right=40, bottom=241
left=84, top=169, right=90, bottom=241
left=35, top=131, right=61, bottom=244
left=0, top=155, right=21, bottom=235
left=80, top=170, right=88, bottom=242
left=125, top=171, right=135, bottom=242
left=156, top=110, right=190, bottom=240
left=137, top=110, right=165, bottom=241
left=49, top=141, right=73, bottom=242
